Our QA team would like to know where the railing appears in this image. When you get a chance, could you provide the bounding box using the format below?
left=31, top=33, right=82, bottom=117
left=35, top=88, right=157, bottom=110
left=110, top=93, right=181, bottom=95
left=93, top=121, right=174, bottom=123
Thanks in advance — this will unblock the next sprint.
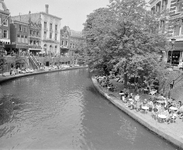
left=28, top=54, right=39, bottom=69
left=32, top=55, right=40, bottom=67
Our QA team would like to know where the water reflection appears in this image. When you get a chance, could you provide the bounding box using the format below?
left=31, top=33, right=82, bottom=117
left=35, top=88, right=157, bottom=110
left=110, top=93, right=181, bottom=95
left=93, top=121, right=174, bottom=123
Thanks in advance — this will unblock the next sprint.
left=118, top=117, right=137, bottom=144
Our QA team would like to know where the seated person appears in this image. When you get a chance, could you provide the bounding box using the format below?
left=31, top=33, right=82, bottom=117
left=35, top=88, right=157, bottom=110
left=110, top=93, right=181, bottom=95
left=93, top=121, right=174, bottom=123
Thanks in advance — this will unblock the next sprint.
left=134, top=94, right=140, bottom=102
left=147, top=100, right=154, bottom=112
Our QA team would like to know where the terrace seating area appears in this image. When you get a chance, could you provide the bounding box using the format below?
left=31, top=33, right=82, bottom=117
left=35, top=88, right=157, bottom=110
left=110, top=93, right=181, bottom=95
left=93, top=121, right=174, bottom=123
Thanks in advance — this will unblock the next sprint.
left=95, top=75, right=183, bottom=124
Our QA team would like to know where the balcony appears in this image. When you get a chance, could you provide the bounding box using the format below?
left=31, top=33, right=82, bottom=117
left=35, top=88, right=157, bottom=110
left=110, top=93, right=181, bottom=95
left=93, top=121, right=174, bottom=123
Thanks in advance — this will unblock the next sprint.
left=28, top=44, right=42, bottom=49
left=29, top=35, right=41, bottom=39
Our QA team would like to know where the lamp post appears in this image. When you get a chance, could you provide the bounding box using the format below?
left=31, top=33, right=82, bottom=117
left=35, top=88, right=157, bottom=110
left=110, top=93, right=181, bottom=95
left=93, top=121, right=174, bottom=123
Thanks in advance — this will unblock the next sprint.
left=170, top=38, right=176, bottom=65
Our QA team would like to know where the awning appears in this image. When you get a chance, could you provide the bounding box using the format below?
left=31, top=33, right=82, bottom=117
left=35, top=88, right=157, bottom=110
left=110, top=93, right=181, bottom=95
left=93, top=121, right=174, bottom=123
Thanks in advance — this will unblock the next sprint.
left=29, top=48, right=42, bottom=52
left=0, top=39, right=10, bottom=44
left=170, top=41, right=183, bottom=51
left=5, top=44, right=28, bottom=50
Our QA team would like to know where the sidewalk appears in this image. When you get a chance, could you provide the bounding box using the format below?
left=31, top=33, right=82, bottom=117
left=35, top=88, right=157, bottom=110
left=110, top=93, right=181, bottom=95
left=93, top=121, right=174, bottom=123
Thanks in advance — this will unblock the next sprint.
left=0, top=66, right=88, bottom=84
left=92, top=77, right=183, bottom=149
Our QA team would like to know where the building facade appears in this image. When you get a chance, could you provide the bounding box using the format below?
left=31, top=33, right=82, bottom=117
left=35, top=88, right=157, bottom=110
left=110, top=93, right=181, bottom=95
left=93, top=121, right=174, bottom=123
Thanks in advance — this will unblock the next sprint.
left=70, top=30, right=83, bottom=54
left=11, top=12, right=42, bottom=55
left=0, top=0, right=10, bottom=54
left=11, top=4, right=61, bottom=56
left=149, top=0, right=183, bottom=66
left=60, top=26, right=71, bottom=56
left=41, top=5, right=61, bottom=56
left=5, top=20, right=29, bottom=54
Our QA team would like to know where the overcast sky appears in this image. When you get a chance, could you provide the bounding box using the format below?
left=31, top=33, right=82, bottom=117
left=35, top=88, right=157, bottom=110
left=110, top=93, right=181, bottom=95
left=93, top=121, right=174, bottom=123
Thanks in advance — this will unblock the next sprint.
left=5, top=0, right=110, bottom=31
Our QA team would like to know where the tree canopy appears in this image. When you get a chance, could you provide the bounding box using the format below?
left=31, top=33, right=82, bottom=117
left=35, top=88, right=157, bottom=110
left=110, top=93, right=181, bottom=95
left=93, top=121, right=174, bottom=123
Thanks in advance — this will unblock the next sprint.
left=83, top=0, right=169, bottom=90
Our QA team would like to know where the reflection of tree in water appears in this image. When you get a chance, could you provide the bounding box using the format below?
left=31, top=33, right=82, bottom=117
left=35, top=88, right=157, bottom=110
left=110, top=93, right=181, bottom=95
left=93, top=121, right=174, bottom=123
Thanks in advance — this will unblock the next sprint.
left=117, top=117, right=137, bottom=144
left=0, top=95, right=23, bottom=126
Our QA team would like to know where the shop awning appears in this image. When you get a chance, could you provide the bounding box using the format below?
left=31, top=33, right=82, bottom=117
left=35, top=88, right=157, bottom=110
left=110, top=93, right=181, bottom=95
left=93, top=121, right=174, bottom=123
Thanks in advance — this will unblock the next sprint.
left=29, top=48, right=42, bottom=52
left=171, top=41, right=183, bottom=51
left=0, top=39, right=10, bottom=44
left=5, top=44, right=28, bottom=50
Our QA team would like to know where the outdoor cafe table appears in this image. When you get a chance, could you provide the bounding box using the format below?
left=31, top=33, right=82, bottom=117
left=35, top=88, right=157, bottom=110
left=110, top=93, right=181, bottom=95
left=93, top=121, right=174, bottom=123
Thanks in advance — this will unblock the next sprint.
left=156, top=100, right=166, bottom=104
left=119, top=93, right=124, bottom=96
left=157, top=114, right=167, bottom=122
left=169, top=106, right=178, bottom=111
left=155, top=95, right=166, bottom=100
left=141, top=106, right=149, bottom=113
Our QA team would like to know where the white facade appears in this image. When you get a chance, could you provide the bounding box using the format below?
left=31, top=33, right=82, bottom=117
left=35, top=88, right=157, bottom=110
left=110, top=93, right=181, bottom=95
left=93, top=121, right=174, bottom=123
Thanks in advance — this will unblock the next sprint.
left=40, top=12, right=61, bottom=55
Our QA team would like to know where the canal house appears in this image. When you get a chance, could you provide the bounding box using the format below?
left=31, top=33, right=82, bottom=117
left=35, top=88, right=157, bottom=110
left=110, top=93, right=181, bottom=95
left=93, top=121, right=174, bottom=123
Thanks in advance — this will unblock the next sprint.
left=149, top=0, right=183, bottom=66
left=6, top=19, right=29, bottom=55
left=0, top=0, right=10, bottom=55
left=11, top=12, right=42, bottom=56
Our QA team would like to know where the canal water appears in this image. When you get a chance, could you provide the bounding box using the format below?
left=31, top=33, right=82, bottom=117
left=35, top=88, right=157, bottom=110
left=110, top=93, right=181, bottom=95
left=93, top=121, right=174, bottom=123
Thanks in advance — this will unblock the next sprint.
left=0, top=69, right=179, bottom=150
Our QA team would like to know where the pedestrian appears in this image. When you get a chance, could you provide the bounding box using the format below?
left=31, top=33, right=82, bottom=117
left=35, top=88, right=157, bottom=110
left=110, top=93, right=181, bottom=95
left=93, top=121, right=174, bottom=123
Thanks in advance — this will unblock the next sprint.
left=10, top=64, right=13, bottom=75
left=119, top=90, right=125, bottom=101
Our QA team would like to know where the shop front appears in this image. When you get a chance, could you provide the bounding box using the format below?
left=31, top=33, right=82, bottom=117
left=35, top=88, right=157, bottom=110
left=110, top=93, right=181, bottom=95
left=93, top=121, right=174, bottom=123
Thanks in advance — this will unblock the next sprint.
left=5, top=44, right=28, bottom=55
left=28, top=46, right=42, bottom=56
left=168, top=41, right=183, bottom=66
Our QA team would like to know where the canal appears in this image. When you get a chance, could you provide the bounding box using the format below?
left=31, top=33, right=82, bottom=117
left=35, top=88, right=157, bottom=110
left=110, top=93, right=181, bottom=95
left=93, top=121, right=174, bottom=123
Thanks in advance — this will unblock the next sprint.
left=0, top=69, right=178, bottom=150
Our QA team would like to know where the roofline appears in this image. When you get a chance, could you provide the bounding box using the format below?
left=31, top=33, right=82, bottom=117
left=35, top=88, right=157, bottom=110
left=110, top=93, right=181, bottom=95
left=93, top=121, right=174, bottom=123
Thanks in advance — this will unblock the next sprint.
left=40, top=12, right=62, bottom=20
left=11, top=20, right=28, bottom=25
left=12, top=12, right=62, bottom=20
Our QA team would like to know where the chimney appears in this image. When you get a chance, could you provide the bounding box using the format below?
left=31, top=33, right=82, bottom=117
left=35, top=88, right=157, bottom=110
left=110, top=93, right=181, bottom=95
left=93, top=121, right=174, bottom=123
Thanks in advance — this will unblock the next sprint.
left=29, top=11, right=31, bottom=23
left=45, top=4, right=49, bottom=14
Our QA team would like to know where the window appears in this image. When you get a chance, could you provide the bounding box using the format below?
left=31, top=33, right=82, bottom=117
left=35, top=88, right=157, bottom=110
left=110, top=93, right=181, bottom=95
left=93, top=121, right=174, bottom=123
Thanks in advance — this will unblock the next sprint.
left=3, top=19, right=8, bottom=26
left=30, top=30, right=32, bottom=35
left=55, top=46, right=57, bottom=53
left=55, top=25, right=57, bottom=31
left=17, top=35, right=20, bottom=43
left=3, top=30, right=8, bottom=38
left=50, top=33, right=52, bottom=39
left=162, top=0, right=168, bottom=11
left=24, top=27, right=27, bottom=32
left=181, top=19, right=183, bottom=35
left=160, top=20, right=165, bottom=33
left=176, top=0, right=182, bottom=13
left=62, top=40, right=64, bottom=45
left=156, top=2, right=161, bottom=13
left=50, top=23, right=52, bottom=31
left=25, top=36, right=28, bottom=43
left=55, top=34, right=57, bottom=41
left=65, top=41, right=68, bottom=46
left=37, top=32, right=39, bottom=36
left=174, top=25, right=181, bottom=36
left=21, top=35, right=24, bottom=43
left=44, top=31, right=47, bottom=39
left=44, top=22, right=47, bottom=29
left=19, top=25, right=22, bottom=31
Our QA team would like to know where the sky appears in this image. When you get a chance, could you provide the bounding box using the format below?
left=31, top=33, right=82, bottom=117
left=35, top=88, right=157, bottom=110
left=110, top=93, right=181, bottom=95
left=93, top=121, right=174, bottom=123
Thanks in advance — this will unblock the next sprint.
left=5, top=0, right=110, bottom=31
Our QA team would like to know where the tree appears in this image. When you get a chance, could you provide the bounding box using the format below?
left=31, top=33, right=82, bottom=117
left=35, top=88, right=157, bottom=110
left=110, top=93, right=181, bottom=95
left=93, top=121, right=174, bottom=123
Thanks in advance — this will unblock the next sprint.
left=83, top=0, right=169, bottom=88
left=0, top=54, right=6, bottom=76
